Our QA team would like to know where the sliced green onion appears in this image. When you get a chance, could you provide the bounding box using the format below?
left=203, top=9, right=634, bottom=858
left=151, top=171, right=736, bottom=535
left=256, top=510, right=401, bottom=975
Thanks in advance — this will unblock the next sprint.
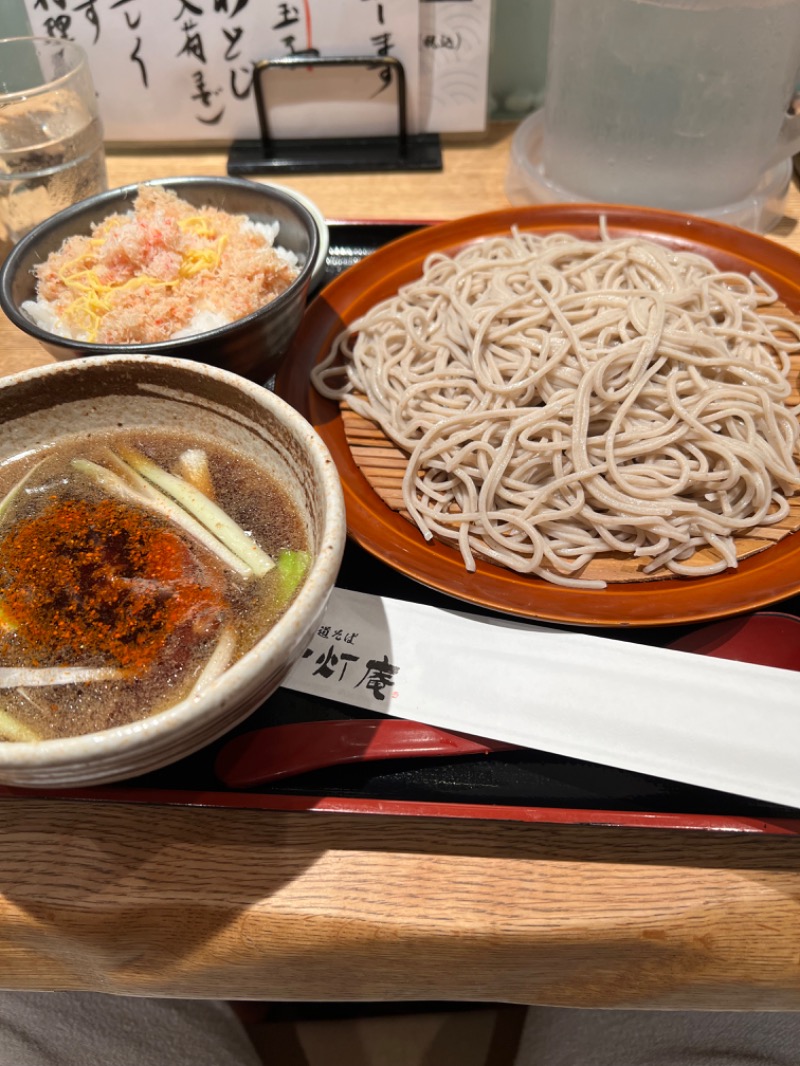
left=275, top=549, right=311, bottom=607
left=0, top=459, right=45, bottom=527
left=0, top=666, right=125, bottom=688
left=186, top=626, right=236, bottom=701
left=176, top=448, right=214, bottom=498
left=0, top=708, right=40, bottom=743
left=72, top=457, right=253, bottom=578
left=118, top=446, right=275, bottom=577
left=0, top=603, right=16, bottom=635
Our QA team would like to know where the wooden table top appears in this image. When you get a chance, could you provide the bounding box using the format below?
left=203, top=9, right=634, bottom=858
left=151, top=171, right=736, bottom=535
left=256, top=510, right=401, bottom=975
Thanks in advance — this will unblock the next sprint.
left=2, top=128, right=800, bottom=1008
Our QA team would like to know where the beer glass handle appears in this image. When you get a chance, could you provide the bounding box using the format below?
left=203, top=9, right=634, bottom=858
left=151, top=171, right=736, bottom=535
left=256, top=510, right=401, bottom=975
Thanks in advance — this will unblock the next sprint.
left=769, top=93, right=800, bottom=168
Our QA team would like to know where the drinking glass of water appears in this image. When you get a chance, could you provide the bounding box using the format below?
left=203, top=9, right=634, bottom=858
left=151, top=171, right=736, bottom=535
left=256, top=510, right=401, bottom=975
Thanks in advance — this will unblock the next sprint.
left=524, top=0, right=800, bottom=219
left=0, top=36, right=107, bottom=259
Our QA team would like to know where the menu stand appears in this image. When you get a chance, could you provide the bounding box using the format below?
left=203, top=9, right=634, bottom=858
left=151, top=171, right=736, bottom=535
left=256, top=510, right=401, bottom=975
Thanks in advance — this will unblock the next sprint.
left=227, top=54, right=442, bottom=176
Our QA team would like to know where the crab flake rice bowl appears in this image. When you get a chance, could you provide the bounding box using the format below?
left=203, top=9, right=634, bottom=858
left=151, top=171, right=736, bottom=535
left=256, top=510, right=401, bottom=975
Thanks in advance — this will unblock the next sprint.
left=22, top=185, right=300, bottom=345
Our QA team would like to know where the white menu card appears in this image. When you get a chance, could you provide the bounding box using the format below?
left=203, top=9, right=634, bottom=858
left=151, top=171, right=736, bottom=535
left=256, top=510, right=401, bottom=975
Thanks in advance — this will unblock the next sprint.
left=22, top=0, right=492, bottom=140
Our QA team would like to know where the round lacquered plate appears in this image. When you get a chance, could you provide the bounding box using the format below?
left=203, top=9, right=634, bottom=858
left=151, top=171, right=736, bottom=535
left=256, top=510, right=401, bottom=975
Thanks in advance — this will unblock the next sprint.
left=276, top=204, right=800, bottom=627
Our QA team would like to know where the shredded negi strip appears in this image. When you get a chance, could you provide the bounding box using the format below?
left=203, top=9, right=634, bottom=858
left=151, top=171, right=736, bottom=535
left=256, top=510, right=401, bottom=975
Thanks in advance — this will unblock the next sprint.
left=0, top=459, right=45, bottom=527
left=118, top=446, right=275, bottom=576
left=0, top=667, right=126, bottom=688
left=72, top=456, right=255, bottom=578
left=0, top=707, right=40, bottom=742
left=176, top=448, right=214, bottom=497
left=187, top=626, right=236, bottom=700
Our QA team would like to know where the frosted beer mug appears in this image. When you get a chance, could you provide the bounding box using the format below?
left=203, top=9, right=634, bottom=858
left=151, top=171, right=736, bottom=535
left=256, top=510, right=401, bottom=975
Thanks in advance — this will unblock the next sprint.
left=540, top=0, right=800, bottom=213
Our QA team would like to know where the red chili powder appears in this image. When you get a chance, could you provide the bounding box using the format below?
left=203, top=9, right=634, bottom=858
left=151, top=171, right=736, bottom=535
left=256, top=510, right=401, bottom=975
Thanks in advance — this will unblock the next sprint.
left=0, top=497, right=227, bottom=671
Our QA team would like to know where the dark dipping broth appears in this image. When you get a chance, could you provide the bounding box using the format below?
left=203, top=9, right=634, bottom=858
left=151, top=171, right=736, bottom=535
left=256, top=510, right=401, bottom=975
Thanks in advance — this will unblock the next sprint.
left=0, top=428, right=310, bottom=741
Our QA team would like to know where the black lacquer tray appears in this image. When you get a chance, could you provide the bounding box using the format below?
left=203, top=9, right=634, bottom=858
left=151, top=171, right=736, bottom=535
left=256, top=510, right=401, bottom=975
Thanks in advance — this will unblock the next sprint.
left=5, top=223, right=800, bottom=835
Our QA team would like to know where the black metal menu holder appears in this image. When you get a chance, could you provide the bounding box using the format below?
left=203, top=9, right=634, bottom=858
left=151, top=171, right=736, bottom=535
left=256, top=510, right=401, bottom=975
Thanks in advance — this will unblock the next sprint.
left=227, top=54, right=442, bottom=176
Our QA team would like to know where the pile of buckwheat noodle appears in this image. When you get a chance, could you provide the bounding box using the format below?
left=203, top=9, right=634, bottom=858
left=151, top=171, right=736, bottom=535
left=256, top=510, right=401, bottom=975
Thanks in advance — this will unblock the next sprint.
left=312, top=222, right=800, bottom=588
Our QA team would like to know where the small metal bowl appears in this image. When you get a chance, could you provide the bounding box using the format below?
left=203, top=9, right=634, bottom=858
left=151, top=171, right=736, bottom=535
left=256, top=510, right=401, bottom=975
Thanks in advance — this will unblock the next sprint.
left=0, top=175, right=321, bottom=383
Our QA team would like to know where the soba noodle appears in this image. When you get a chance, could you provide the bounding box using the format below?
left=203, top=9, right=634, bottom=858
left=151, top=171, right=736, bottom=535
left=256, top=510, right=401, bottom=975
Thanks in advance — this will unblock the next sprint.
left=312, top=225, right=800, bottom=588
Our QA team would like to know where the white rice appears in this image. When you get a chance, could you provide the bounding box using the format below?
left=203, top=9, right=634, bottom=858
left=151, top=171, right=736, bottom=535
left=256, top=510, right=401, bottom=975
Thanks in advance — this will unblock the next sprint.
left=243, top=218, right=299, bottom=269
left=22, top=297, right=82, bottom=340
left=172, top=309, right=231, bottom=338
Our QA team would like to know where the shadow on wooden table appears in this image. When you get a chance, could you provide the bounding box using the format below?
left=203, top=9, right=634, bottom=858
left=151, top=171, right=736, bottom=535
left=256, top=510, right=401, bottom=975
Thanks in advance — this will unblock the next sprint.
left=2, top=802, right=800, bottom=1005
